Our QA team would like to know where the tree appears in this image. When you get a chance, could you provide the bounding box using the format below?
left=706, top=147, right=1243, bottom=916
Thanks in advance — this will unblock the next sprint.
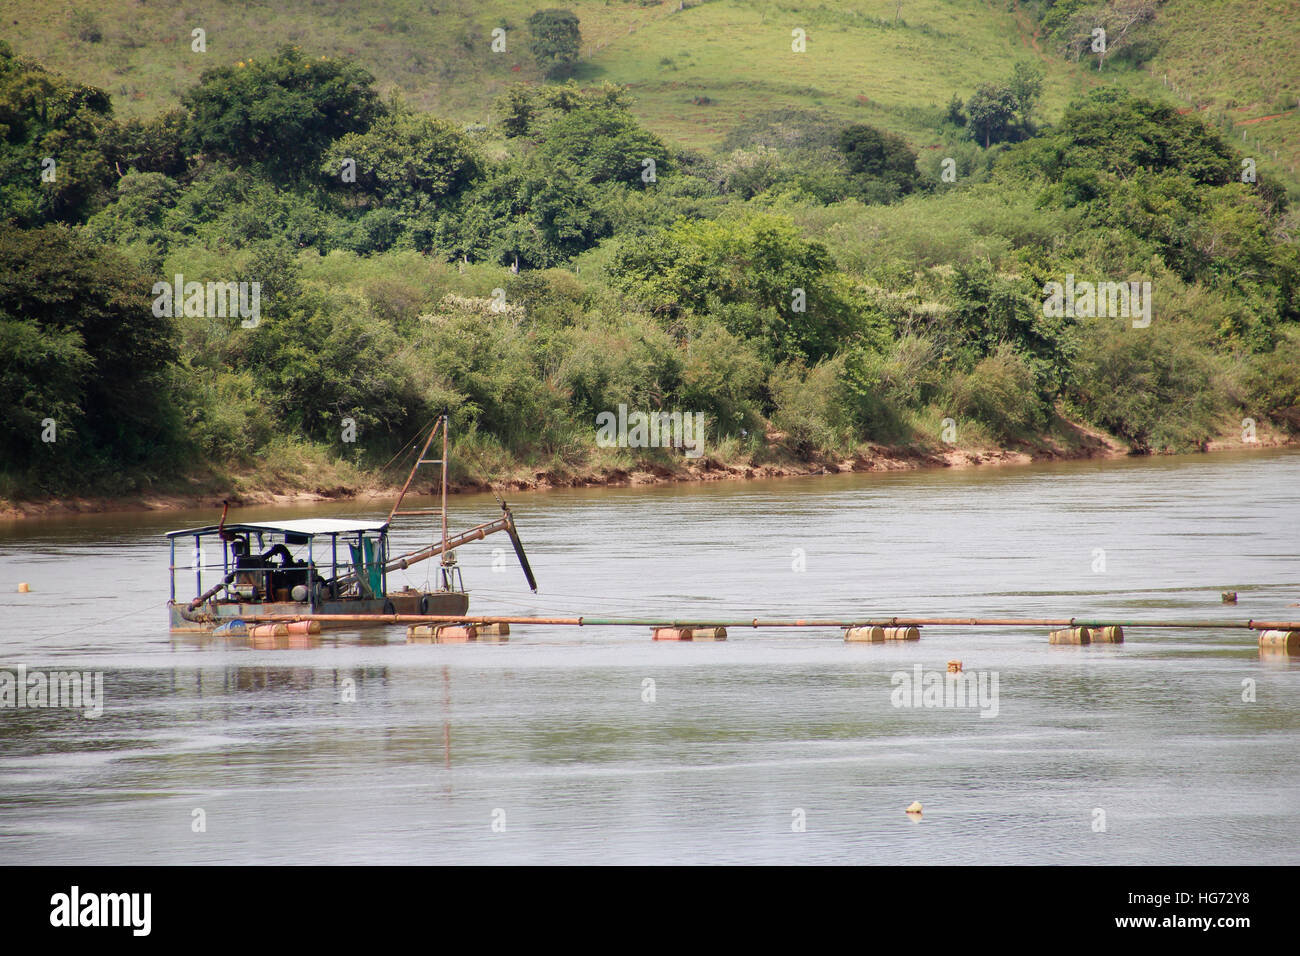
left=495, top=80, right=630, bottom=138
left=533, top=106, right=670, bottom=186
left=436, top=157, right=613, bottom=268
left=609, top=214, right=867, bottom=363
left=836, top=123, right=919, bottom=192
left=526, top=9, right=582, bottom=78
left=182, top=46, right=382, bottom=181
left=1062, top=1, right=1157, bottom=70
left=322, top=109, right=482, bottom=211
left=1045, top=88, right=1235, bottom=185
left=0, top=226, right=179, bottom=474
left=496, top=85, right=538, bottom=137
left=102, top=109, right=189, bottom=178
left=966, top=83, right=1019, bottom=148
left=0, top=310, right=91, bottom=467
left=83, top=170, right=181, bottom=259
left=0, top=41, right=114, bottom=225
left=945, top=94, right=966, bottom=127
left=1008, top=62, right=1044, bottom=132
left=237, top=292, right=421, bottom=442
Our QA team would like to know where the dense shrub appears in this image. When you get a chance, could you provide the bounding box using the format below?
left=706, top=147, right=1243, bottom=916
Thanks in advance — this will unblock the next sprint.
left=1064, top=322, right=1229, bottom=452
left=944, top=345, right=1048, bottom=441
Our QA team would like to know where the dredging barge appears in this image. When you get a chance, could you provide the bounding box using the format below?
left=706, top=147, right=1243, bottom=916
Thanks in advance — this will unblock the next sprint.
left=167, top=416, right=536, bottom=632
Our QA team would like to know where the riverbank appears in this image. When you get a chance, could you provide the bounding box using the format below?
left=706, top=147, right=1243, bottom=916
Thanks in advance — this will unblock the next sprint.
left=2, top=417, right=1294, bottom=521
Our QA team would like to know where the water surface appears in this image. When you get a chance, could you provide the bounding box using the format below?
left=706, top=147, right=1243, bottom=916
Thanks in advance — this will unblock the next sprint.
left=2, top=450, right=1298, bottom=864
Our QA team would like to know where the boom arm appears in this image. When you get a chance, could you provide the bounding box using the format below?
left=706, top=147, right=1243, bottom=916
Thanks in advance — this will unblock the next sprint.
left=328, top=504, right=538, bottom=592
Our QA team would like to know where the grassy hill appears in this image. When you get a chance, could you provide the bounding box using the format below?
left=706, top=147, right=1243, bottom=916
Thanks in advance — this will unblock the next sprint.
left=2, top=0, right=1294, bottom=181
left=2, top=1, right=1299, bottom=504
left=1145, top=0, right=1298, bottom=177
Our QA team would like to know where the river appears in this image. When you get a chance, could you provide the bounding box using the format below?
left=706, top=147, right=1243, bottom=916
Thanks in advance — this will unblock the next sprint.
left=2, top=450, right=1298, bottom=864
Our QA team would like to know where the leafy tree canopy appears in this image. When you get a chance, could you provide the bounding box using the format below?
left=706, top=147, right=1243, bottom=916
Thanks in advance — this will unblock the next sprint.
left=322, top=108, right=483, bottom=211
left=609, top=214, right=870, bottom=363
left=0, top=226, right=178, bottom=471
left=182, top=46, right=382, bottom=181
left=0, top=40, right=113, bottom=225
left=526, top=9, right=582, bottom=78
left=836, top=123, right=919, bottom=193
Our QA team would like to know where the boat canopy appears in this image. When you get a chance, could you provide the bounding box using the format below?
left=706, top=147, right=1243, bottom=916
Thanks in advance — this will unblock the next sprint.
left=166, top=519, right=390, bottom=539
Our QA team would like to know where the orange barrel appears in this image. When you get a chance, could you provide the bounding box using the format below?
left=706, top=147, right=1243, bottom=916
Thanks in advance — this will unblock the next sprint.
left=1259, top=629, right=1300, bottom=648
left=844, top=625, right=885, bottom=643
left=883, top=626, right=920, bottom=641
left=284, top=620, right=321, bottom=635
left=652, top=627, right=726, bottom=641
left=406, top=624, right=435, bottom=644
left=1049, top=627, right=1091, bottom=644
left=1091, top=625, right=1124, bottom=643
left=250, top=623, right=289, bottom=638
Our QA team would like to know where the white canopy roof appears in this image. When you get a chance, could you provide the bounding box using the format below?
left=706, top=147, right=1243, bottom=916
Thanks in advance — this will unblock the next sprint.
left=167, top=519, right=389, bottom=538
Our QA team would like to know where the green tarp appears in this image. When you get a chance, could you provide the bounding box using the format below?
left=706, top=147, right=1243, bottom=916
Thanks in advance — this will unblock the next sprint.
left=348, top=538, right=383, bottom=598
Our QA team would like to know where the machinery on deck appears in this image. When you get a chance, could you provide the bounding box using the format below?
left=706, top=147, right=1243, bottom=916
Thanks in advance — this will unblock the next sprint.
left=167, top=416, right=536, bottom=631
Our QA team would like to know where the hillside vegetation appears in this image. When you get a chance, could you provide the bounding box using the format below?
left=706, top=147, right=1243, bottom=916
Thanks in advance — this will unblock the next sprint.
left=1, top=1, right=1298, bottom=502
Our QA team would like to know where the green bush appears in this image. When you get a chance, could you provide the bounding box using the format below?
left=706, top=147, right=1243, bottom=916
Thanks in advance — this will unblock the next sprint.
left=944, top=344, right=1047, bottom=441
left=526, top=9, right=582, bottom=78
left=1243, top=332, right=1300, bottom=433
left=1064, top=323, right=1229, bottom=452
left=0, top=226, right=180, bottom=476
left=609, top=213, right=860, bottom=363
left=182, top=46, right=382, bottom=181
left=321, top=109, right=482, bottom=211
left=174, top=366, right=275, bottom=463
left=768, top=357, right=855, bottom=456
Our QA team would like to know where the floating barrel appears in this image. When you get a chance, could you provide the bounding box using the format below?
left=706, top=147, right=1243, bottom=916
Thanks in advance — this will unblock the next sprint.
left=1049, top=627, right=1091, bottom=644
left=883, top=626, right=920, bottom=641
left=284, top=620, right=321, bottom=635
left=1258, top=630, right=1300, bottom=649
left=947, top=660, right=962, bottom=673
left=844, top=625, right=885, bottom=643
left=17, top=582, right=30, bottom=593
left=250, top=623, right=289, bottom=638
left=406, top=625, right=434, bottom=644
left=1091, top=625, right=1124, bottom=643
left=1222, top=591, right=1238, bottom=604
left=652, top=627, right=727, bottom=641
left=406, top=623, right=481, bottom=643
left=436, top=624, right=476, bottom=642
left=476, top=622, right=510, bottom=636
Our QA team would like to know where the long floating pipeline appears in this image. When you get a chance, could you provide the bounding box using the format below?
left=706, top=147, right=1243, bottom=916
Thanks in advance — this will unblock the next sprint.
left=209, top=611, right=1300, bottom=646
left=243, top=612, right=1300, bottom=630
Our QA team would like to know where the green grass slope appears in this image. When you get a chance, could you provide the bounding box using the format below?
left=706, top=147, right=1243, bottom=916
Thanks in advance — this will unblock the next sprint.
left=2, top=0, right=1293, bottom=182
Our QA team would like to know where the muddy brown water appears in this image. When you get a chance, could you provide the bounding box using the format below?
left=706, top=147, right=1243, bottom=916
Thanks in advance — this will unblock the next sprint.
left=1, top=449, right=1298, bottom=863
